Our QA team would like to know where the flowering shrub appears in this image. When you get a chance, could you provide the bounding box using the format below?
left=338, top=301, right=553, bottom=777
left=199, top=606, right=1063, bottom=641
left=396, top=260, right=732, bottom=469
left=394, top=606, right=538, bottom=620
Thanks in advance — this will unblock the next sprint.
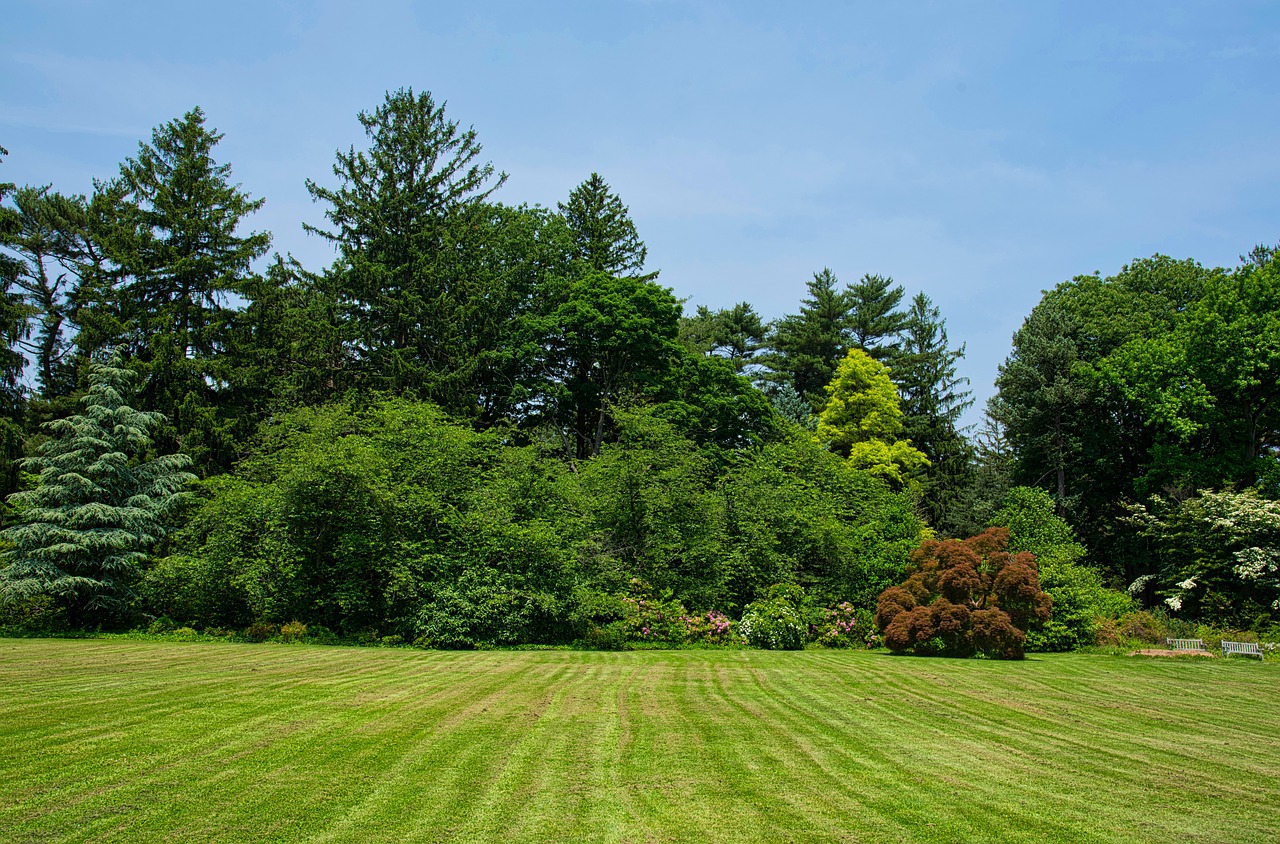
left=617, top=583, right=688, bottom=643
left=575, top=580, right=737, bottom=648
left=739, top=585, right=809, bottom=650
left=815, top=602, right=875, bottom=648
left=680, top=610, right=737, bottom=644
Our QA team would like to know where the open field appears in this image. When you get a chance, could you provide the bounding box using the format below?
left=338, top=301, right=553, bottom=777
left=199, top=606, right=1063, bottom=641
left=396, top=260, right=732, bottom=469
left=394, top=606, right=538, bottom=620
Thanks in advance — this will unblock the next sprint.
left=1, top=640, right=1277, bottom=843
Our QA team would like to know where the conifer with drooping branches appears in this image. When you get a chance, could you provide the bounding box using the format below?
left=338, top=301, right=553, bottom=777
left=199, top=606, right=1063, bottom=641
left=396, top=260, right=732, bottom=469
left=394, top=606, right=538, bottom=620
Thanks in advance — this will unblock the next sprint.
left=0, top=353, right=195, bottom=622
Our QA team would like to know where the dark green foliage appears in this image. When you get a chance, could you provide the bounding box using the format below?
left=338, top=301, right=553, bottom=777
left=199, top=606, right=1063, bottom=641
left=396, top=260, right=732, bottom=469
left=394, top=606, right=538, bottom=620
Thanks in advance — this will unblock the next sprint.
left=540, top=271, right=683, bottom=459
left=559, top=173, right=652, bottom=279
left=654, top=352, right=780, bottom=458
left=876, top=528, right=1052, bottom=659
left=0, top=355, right=194, bottom=623
left=845, top=272, right=906, bottom=365
left=77, top=108, right=271, bottom=474
left=990, top=255, right=1219, bottom=583
left=896, top=293, right=974, bottom=530
left=1127, top=489, right=1280, bottom=627
left=678, top=302, right=766, bottom=373
left=414, top=568, right=567, bottom=648
left=0, top=147, right=32, bottom=502
left=163, top=397, right=922, bottom=640
left=764, top=268, right=854, bottom=404
left=3, top=186, right=86, bottom=400
left=718, top=430, right=923, bottom=610
left=304, top=88, right=514, bottom=409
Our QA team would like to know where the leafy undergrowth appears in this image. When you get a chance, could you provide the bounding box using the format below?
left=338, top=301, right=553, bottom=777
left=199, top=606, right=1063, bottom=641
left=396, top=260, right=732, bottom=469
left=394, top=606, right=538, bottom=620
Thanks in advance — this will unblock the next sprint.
left=1, top=640, right=1278, bottom=843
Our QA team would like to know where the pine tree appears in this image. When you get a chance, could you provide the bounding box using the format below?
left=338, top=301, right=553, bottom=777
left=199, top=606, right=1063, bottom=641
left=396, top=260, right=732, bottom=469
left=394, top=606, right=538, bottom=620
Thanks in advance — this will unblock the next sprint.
left=847, top=273, right=907, bottom=364
left=0, top=354, right=195, bottom=622
left=765, top=268, right=855, bottom=404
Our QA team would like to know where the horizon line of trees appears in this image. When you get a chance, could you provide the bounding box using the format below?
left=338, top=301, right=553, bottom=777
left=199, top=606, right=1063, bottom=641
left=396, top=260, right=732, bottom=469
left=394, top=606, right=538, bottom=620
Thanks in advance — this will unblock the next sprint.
left=1, top=87, right=1276, bottom=645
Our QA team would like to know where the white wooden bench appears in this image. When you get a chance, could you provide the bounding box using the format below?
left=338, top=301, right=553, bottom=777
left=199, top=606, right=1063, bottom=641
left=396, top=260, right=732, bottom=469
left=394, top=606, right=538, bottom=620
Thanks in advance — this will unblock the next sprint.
left=1166, top=638, right=1206, bottom=651
left=1221, top=640, right=1264, bottom=660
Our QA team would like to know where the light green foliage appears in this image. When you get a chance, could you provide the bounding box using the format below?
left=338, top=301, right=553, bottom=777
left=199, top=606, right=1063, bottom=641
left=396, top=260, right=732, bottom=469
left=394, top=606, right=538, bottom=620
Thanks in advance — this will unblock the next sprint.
left=815, top=348, right=928, bottom=487
left=0, top=355, right=194, bottom=621
left=993, top=487, right=1133, bottom=651
left=5, top=642, right=1280, bottom=842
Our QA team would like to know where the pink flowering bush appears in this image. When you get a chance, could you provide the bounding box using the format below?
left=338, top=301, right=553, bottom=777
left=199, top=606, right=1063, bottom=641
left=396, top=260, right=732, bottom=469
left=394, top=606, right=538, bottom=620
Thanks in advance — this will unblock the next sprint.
left=680, top=610, right=737, bottom=644
left=815, top=602, right=875, bottom=648
left=579, top=579, right=737, bottom=648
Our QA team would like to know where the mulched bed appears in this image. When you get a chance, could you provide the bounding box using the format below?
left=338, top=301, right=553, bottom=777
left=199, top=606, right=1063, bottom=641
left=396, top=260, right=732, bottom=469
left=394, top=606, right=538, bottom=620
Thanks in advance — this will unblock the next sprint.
left=1129, top=648, right=1215, bottom=658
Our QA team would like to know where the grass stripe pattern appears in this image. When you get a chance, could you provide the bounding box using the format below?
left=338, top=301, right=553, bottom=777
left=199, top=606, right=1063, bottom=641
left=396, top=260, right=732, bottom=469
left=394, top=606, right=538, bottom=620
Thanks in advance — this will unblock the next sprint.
left=1, top=640, right=1278, bottom=843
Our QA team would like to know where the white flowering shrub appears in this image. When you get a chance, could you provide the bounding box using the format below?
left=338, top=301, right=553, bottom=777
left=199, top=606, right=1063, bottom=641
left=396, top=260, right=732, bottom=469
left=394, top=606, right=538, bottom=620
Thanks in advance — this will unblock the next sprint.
left=739, top=597, right=807, bottom=650
left=1129, top=489, right=1280, bottom=622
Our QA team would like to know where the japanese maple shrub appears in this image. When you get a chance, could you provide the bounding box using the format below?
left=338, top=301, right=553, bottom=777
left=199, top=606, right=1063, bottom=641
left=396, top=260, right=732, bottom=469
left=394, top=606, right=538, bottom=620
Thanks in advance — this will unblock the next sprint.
left=875, top=527, right=1051, bottom=659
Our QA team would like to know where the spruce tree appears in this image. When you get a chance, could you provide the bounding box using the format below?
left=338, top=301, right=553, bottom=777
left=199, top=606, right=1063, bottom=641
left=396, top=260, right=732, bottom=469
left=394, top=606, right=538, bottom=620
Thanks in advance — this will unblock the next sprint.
left=897, top=292, right=974, bottom=529
left=559, top=173, right=652, bottom=278
left=0, top=354, right=195, bottom=622
left=85, top=107, right=271, bottom=472
left=304, top=88, right=510, bottom=407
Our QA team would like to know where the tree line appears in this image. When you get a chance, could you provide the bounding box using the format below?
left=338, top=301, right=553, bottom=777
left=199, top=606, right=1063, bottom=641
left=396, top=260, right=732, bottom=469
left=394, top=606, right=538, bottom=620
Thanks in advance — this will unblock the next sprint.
left=0, top=87, right=1275, bottom=648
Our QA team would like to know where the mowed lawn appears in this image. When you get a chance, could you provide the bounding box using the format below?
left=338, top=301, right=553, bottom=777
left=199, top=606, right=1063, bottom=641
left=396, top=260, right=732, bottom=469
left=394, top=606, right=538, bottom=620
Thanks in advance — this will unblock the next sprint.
left=1, top=640, right=1277, bottom=844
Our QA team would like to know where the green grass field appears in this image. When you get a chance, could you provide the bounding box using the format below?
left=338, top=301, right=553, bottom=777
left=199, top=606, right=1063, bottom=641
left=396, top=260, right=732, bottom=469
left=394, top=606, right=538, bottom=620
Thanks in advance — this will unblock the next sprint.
left=1, top=640, right=1277, bottom=843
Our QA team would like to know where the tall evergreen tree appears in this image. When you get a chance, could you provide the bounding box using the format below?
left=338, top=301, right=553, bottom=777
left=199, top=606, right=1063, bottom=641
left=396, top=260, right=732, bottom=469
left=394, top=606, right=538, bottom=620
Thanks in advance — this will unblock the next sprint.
left=4, top=186, right=89, bottom=399
left=847, top=273, right=907, bottom=364
left=0, top=354, right=194, bottom=623
left=304, top=88, right=513, bottom=409
left=678, top=301, right=766, bottom=373
left=558, top=173, right=652, bottom=279
left=84, top=107, right=271, bottom=472
left=897, top=292, right=974, bottom=528
left=0, top=147, right=32, bottom=501
left=764, top=268, right=854, bottom=404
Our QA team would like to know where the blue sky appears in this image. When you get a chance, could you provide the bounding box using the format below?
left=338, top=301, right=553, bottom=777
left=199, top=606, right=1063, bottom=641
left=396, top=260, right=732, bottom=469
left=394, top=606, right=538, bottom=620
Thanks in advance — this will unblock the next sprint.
left=3, top=1, right=1279, bottom=424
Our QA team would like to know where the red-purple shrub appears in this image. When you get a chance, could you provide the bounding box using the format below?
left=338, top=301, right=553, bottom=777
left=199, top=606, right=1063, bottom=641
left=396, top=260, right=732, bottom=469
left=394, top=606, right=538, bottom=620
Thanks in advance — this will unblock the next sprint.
left=874, top=527, right=1051, bottom=659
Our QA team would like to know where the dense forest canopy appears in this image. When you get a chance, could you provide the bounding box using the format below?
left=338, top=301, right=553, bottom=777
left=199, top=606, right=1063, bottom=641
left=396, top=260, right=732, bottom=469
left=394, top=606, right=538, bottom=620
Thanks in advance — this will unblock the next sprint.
left=0, top=89, right=1276, bottom=647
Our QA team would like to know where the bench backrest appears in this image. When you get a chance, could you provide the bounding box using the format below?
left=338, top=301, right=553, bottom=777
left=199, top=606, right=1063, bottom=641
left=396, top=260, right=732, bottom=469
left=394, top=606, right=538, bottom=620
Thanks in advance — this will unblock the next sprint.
left=1221, top=640, right=1264, bottom=658
left=1166, top=638, right=1205, bottom=650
